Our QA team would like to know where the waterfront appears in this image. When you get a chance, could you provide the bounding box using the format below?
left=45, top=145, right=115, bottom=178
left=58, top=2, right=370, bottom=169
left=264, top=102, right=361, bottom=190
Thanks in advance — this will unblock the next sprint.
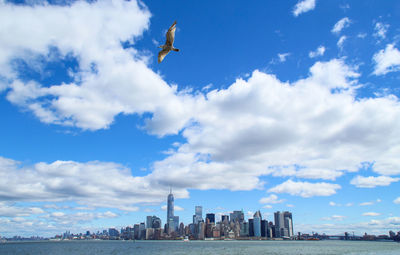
left=1, top=240, right=399, bottom=255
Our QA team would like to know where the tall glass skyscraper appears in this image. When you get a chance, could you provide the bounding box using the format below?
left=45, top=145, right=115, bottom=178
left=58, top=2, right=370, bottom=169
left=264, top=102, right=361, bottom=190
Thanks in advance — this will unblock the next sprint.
left=253, top=210, right=262, bottom=237
left=193, top=205, right=203, bottom=224
left=206, top=213, right=215, bottom=224
left=167, top=191, right=174, bottom=222
left=167, top=190, right=175, bottom=233
left=230, top=210, right=244, bottom=223
left=274, top=211, right=285, bottom=237
left=283, top=211, right=293, bottom=237
left=274, top=211, right=293, bottom=237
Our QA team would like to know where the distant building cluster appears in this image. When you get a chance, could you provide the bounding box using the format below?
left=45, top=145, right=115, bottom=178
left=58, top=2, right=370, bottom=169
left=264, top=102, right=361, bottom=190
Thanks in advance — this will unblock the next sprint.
left=159, top=191, right=294, bottom=240
left=44, top=192, right=400, bottom=242
left=53, top=191, right=294, bottom=241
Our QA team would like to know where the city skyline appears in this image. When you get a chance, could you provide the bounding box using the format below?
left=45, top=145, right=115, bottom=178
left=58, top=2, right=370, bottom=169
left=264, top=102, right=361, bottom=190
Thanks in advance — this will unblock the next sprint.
left=1, top=0, right=400, bottom=238
left=0, top=192, right=396, bottom=239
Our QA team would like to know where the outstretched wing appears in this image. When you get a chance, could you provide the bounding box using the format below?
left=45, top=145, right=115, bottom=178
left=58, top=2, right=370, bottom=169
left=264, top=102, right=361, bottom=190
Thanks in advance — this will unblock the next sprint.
left=165, top=21, right=177, bottom=46
left=158, top=48, right=170, bottom=63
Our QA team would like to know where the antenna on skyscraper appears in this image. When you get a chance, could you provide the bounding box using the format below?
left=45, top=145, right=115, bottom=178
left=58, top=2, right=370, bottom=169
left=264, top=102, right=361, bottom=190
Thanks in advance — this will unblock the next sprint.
left=169, top=186, right=172, bottom=194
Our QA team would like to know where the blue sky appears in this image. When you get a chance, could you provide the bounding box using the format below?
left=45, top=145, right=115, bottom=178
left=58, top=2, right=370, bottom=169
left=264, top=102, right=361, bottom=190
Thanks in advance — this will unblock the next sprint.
left=1, top=0, right=400, bottom=237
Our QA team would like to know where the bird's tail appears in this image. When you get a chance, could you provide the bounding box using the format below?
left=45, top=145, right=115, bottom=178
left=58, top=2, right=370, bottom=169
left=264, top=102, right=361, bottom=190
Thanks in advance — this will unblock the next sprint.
left=172, top=48, right=180, bottom=52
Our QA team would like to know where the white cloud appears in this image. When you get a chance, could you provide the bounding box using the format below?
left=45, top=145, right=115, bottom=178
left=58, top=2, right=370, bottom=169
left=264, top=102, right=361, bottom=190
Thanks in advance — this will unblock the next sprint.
left=149, top=58, right=400, bottom=192
left=309, top=46, right=325, bottom=58
left=293, top=0, right=316, bottom=17
left=0, top=202, right=45, bottom=217
left=0, top=156, right=188, bottom=210
left=332, top=17, right=351, bottom=34
left=259, top=194, right=285, bottom=204
left=350, top=175, right=400, bottom=188
left=268, top=180, right=341, bottom=198
left=51, top=212, right=65, bottom=217
left=329, top=201, right=353, bottom=207
left=1, top=56, right=400, bottom=208
left=1, top=1, right=400, bottom=222
left=373, top=22, right=389, bottom=40
left=322, top=215, right=346, bottom=221
left=359, top=199, right=381, bottom=206
left=296, top=217, right=400, bottom=235
left=278, top=53, right=290, bottom=62
left=360, top=202, right=373, bottom=206
left=337, top=35, right=347, bottom=49
left=363, top=212, right=381, bottom=217
left=263, top=205, right=272, bottom=209
left=372, top=44, right=400, bottom=75
left=44, top=210, right=119, bottom=225
left=0, top=0, right=195, bottom=136
left=394, top=197, right=400, bottom=204
left=286, top=204, right=294, bottom=208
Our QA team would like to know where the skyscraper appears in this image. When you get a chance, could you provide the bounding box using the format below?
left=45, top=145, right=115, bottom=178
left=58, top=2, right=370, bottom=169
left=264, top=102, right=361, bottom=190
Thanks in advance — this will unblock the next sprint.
left=253, top=211, right=262, bottom=237
left=146, top=216, right=152, bottom=229
left=147, top=215, right=162, bottom=229
left=167, top=190, right=175, bottom=233
left=173, top=216, right=179, bottom=232
left=274, top=211, right=293, bottom=238
left=193, top=206, right=203, bottom=224
left=167, top=190, right=174, bottom=224
left=284, top=211, right=293, bottom=237
left=206, top=213, right=215, bottom=224
left=152, top=216, right=162, bottom=229
left=261, top=220, right=269, bottom=237
left=221, top=215, right=229, bottom=223
left=248, top=218, right=254, bottom=237
left=230, top=210, right=244, bottom=224
left=274, top=211, right=285, bottom=237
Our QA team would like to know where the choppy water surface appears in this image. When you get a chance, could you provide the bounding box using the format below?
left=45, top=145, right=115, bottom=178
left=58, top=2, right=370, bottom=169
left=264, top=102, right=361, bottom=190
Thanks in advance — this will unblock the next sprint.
left=1, top=240, right=399, bottom=255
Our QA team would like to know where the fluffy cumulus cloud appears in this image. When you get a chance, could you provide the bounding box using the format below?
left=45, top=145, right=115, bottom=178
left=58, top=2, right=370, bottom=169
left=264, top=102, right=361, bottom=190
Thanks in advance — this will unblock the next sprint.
left=149, top=58, right=400, bottom=195
left=2, top=57, right=400, bottom=206
left=373, top=22, right=389, bottom=40
left=394, top=197, right=400, bottom=204
left=350, top=175, right=400, bottom=188
left=278, top=53, right=290, bottom=62
left=268, top=180, right=341, bottom=198
left=0, top=202, right=45, bottom=217
left=309, top=46, right=325, bottom=58
left=259, top=194, right=285, bottom=204
left=0, top=156, right=188, bottom=210
left=1, top=1, right=400, bottom=231
left=331, top=17, right=351, bottom=34
left=372, top=44, right=400, bottom=75
left=0, top=0, right=194, bottom=135
left=293, top=0, right=316, bottom=17
left=0, top=209, right=119, bottom=237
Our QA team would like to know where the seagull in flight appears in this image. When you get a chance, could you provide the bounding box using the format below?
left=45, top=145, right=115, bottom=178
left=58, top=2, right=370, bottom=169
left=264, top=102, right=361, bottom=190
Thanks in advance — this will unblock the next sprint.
left=158, top=21, right=180, bottom=63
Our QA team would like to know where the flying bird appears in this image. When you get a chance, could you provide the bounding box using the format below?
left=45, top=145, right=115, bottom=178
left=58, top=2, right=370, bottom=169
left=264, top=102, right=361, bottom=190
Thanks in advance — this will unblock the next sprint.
left=158, top=21, right=180, bottom=63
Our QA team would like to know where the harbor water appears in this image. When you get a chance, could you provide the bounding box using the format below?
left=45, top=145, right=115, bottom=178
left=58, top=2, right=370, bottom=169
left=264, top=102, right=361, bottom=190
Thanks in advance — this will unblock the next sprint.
left=1, top=240, right=400, bottom=255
